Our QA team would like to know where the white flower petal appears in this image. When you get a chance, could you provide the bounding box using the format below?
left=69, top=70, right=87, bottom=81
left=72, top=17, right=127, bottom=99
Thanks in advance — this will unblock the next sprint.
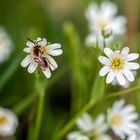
left=42, top=67, right=51, bottom=78
left=46, top=55, right=58, bottom=71
left=85, top=33, right=97, bottom=47
left=23, top=47, right=32, bottom=53
left=36, top=37, right=41, bottom=42
left=67, top=131, right=82, bottom=140
left=47, top=43, right=61, bottom=50
left=76, top=113, right=93, bottom=132
left=112, top=99, right=125, bottom=111
left=99, top=66, right=110, bottom=76
left=67, top=131, right=89, bottom=140
left=104, top=48, right=113, bottom=58
left=101, top=1, right=117, bottom=18
left=26, top=41, right=35, bottom=48
left=122, top=105, right=135, bottom=115
left=98, top=56, right=110, bottom=65
left=95, top=114, right=108, bottom=133
left=21, top=55, right=33, bottom=67
left=112, top=126, right=125, bottom=139
left=27, top=61, right=38, bottom=73
left=111, top=16, right=126, bottom=35
left=116, top=72, right=126, bottom=86
left=127, top=133, right=137, bottom=140
left=126, top=62, right=140, bottom=70
left=123, top=69, right=134, bottom=82
left=37, top=38, right=47, bottom=46
left=121, top=47, right=129, bottom=56
left=106, top=70, right=116, bottom=84
left=47, top=49, right=63, bottom=56
left=127, top=53, right=139, bottom=61
left=121, top=126, right=134, bottom=136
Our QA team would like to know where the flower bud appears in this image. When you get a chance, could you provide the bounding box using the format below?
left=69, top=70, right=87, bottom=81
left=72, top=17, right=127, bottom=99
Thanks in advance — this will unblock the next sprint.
left=101, top=25, right=112, bottom=38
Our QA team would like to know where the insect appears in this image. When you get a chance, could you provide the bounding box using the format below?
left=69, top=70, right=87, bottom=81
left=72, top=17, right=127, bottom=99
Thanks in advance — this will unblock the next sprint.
left=27, top=38, right=55, bottom=71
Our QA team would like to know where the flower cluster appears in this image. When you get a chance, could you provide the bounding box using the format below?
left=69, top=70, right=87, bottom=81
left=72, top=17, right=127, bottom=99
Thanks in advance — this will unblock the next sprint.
left=85, top=1, right=126, bottom=49
left=67, top=99, right=139, bottom=140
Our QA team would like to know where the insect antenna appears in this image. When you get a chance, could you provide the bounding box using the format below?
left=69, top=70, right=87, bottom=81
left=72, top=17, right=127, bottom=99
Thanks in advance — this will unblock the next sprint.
left=26, top=38, right=36, bottom=45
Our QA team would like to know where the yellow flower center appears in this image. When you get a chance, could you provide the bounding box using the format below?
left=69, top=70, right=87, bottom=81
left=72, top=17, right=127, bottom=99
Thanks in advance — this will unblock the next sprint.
left=96, top=20, right=107, bottom=30
left=111, top=113, right=122, bottom=126
left=111, top=57, right=124, bottom=69
left=0, top=116, right=8, bottom=126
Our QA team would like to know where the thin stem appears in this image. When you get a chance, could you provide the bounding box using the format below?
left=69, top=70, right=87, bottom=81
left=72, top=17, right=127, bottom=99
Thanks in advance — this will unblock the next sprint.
left=105, top=85, right=140, bottom=98
left=103, top=38, right=106, bottom=49
left=34, top=91, right=45, bottom=140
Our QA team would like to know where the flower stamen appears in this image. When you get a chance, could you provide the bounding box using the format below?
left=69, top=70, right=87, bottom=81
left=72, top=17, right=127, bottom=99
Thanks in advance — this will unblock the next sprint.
left=111, top=57, right=124, bottom=69
left=111, top=113, right=122, bottom=126
left=0, top=116, right=8, bottom=126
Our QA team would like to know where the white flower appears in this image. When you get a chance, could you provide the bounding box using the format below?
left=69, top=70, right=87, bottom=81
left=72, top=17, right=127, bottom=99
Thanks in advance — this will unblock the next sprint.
left=0, top=27, right=13, bottom=64
left=107, top=99, right=139, bottom=139
left=98, top=47, right=139, bottom=86
left=85, top=1, right=126, bottom=36
left=21, top=37, right=63, bottom=78
left=0, top=108, right=18, bottom=137
left=67, top=113, right=111, bottom=140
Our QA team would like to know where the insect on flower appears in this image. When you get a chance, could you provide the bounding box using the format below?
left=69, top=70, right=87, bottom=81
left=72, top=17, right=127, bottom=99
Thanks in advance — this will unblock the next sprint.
left=21, top=37, right=63, bottom=78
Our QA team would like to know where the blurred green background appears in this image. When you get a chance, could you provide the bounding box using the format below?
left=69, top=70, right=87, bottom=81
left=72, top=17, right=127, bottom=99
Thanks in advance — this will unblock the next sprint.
left=0, top=0, right=140, bottom=139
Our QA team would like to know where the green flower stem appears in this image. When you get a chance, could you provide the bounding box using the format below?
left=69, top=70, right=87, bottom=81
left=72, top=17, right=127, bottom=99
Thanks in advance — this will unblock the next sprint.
left=58, top=84, right=140, bottom=138
left=103, top=38, right=106, bottom=48
left=33, top=90, right=45, bottom=140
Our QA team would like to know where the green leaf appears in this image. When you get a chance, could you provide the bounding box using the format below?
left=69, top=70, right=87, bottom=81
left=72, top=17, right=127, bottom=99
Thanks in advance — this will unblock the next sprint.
left=90, top=75, right=105, bottom=104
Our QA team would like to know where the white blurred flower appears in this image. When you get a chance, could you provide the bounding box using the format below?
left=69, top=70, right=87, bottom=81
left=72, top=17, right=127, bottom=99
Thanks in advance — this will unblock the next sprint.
left=107, top=99, right=138, bottom=139
left=0, top=27, right=13, bottom=64
left=67, top=113, right=111, bottom=140
left=85, top=1, right=126, bottom=36
left=0, top=108, right=18, bottom=137
left=85, top=1, right=126, bottom=49
left=98, top=47, right=139, bottom=86
left=21, top=37, right=63, bottom=78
